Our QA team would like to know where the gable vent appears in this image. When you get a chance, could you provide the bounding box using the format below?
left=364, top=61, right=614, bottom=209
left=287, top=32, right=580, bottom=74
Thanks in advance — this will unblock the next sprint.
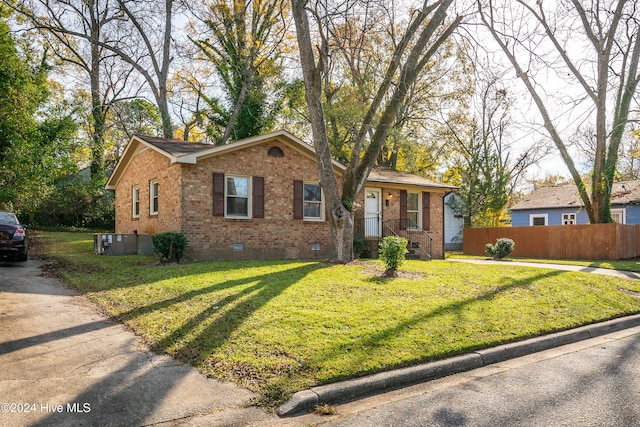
left=268, top=146, right=284, bottom=157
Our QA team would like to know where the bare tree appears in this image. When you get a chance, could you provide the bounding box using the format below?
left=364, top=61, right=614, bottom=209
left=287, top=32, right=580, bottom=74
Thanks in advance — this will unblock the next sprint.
left=445, top=74, right=550, bottom=227
left=291, top=0, right=463, bottom=262
left=6, top=0, right=140, bottom=179
left=477, top=0, right=640, bottom=223
left=113, top=0, right=177, bottom=138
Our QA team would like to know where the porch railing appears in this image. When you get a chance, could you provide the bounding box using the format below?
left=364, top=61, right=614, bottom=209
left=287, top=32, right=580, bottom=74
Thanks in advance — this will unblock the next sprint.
left=354, top=217, right=432, bottom=260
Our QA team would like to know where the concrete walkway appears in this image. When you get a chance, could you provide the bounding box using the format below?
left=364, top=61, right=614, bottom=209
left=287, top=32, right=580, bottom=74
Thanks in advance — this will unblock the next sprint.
left=0, top=259, right=274, bottom=427
left=447, top=257, right=640, bottom=280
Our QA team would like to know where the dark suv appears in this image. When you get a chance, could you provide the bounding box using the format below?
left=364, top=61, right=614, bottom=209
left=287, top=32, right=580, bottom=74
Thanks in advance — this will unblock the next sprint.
left=0, top=211, right=29, bottom=262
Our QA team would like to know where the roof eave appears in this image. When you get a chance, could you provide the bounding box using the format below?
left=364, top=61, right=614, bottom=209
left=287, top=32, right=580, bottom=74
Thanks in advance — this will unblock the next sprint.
left=105, top=135, right=178, bottom=190
left=365, top=178, right=458, bottom=192
left=510, top=204, right=584, bottom=211
left=177, top=129, right=347, bottom=171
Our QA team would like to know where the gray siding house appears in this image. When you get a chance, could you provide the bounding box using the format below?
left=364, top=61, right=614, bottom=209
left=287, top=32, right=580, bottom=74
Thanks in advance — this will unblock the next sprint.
left=510, top=180, right=640, bottom=226
left=444, top=193, right=464, bottom=250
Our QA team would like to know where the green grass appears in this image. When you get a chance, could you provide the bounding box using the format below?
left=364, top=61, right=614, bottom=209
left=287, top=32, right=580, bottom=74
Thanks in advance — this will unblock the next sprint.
left=36, top=231, right=640, bottom=407
left=447, top=252, right=640, bottom=272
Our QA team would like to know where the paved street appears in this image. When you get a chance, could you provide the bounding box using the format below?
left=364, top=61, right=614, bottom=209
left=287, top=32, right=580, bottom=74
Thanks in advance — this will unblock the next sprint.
left=303, top=326, right=640, bottom=427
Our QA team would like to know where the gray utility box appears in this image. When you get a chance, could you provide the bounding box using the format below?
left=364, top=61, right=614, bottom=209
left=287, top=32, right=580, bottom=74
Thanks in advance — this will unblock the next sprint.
left=94, top=234, right=154, bottom=256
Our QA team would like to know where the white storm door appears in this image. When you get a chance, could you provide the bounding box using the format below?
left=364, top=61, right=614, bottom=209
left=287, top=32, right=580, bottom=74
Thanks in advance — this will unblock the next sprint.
left=364, top=188, right=382, bottom=237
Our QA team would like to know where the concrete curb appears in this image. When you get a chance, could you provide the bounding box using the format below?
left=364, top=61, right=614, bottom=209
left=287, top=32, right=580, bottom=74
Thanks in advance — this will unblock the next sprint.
left=276, top=313, right=640, bottom=417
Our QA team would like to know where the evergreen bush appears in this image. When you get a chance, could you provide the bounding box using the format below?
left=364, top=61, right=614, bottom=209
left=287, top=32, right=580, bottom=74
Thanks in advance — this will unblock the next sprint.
left=379, top=236, right=408, bottom=276
left=152, top=232, right=187, bottom=263
left=353, top=238, right=366, bottom=258
left=30, top=180, right=115, bottom=230
left=485, top=237, right=515, bottom=260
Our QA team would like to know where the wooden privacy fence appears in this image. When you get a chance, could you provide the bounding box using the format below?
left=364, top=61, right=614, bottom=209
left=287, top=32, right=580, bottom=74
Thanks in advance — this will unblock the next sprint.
left=463, top=224, right=640, bottom=260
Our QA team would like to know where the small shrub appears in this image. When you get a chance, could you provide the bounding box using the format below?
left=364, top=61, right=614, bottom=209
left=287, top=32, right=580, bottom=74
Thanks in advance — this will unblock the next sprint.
left=353, top=238, right=365, bottom=258
left=379, top=236, right=408, bottom=276
left=152, top=232, right=187, bottom=263
left=485, top=238, right=515, bottom=260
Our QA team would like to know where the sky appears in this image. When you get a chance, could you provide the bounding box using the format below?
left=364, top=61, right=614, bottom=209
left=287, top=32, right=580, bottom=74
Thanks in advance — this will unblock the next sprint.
left=466, top=1, right=629, bottom=186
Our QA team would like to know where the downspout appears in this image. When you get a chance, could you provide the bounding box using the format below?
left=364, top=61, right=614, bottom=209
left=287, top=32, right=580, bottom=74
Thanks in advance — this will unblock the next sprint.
left=443, top=190, right=453, bottom=259
left=442, top=191, right=453, bottom=259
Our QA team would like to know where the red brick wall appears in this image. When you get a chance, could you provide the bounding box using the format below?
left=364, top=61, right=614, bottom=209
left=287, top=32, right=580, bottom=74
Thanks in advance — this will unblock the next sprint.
left=428, top=191, right=445, bottom=259
left=178, top=141, right=334, bottom=260
left=354, top=188, right=446, bottom=259
left=114, top=147, right=183, bottom=236
left=114, top=139, right=446, bottom=260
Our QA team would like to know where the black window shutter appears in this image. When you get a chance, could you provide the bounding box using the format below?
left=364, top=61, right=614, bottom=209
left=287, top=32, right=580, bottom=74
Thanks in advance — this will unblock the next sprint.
left=253, top=176, right=265, bottom=218
left=213, top=172, right=225, bottom=216
left=293, top=180, right=303, bottom=220
left=422, top=192, right=431, bottom=230
left=399, top=190, right=407, bottom=230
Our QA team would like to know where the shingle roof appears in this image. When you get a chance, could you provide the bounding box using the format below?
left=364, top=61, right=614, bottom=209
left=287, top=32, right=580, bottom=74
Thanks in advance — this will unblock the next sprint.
left=368, top=168, right=457, bottom=190
left=510, top=180, right=640, bottom=210
left=135, top=135, right=214, bottom=157
left=107, top=131, right=456, bottom=191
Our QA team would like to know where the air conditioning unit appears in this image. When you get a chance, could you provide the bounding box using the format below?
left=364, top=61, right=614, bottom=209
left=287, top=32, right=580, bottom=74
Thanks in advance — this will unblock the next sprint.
left=93, top=234, right=137, bottom=255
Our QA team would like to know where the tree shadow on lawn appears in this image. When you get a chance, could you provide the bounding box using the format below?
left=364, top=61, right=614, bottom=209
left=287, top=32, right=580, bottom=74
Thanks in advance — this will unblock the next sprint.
left=67, top=258, right=302, bottom=292
left=115, top=262, right=329, bottom=367
left=234, top=269, right=577, bottom=404
left=298, top=269, right=574, bottom=384
left=103, top=261, right=640, bottom=408
left=587, top=259, right=640, bottom=274
left=37, top=231, right=312, bottom=292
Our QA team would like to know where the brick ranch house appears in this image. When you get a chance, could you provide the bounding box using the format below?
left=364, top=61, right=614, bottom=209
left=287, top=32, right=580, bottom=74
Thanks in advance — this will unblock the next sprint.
left=105, top=130, right=456, bottom=261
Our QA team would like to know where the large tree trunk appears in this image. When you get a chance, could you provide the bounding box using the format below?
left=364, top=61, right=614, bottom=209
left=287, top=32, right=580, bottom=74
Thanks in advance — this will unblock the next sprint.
left=89, top=0, right=106, bottom=180
left=292, top=0, right=458, bottom=262
left=291, top=0, right=353, bottom=263
left=158, top=86, right=173, bottom=139
left=328, top=202, right=354, bottom=263
left=159, top=0, right=173, bottom=139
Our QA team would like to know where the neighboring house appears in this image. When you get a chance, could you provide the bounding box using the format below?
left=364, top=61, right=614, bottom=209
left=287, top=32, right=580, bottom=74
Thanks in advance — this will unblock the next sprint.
left=444, top=192, right=464, bottom=250
left=105, top=130, right=457, bottom=261
left=510, top=180, right=640, bottom=226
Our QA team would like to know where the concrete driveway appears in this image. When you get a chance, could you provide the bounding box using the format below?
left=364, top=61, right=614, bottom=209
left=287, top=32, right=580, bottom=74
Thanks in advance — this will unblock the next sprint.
left=0, top=259, right=274, bottom=427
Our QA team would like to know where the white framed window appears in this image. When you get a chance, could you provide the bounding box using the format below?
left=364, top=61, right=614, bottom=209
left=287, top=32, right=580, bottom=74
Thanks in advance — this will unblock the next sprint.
left=611, top=208, right=626, bottom=224
left=132, top=186, right=140, bottom=218
left=225, top=175, right=251, bottom=218
left=407, top=192, right=421, bottom=229
left=562, top=213, right=576, bottom=225
left=530, top=213, right=548, bottom=226
left=303, top=182, right=324, bottom=221
left=149, top=180, right=159, bottom=215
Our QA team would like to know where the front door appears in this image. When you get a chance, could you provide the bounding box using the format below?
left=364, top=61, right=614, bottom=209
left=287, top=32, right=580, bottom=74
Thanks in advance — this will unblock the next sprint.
left=364, top=188, right=382, bottom=237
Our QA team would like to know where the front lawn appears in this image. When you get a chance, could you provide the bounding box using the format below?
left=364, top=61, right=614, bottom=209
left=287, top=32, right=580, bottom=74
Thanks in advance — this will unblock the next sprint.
left=447, top=252, right=640, bottom=272
left=37, top=231, right=640, bottom=407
